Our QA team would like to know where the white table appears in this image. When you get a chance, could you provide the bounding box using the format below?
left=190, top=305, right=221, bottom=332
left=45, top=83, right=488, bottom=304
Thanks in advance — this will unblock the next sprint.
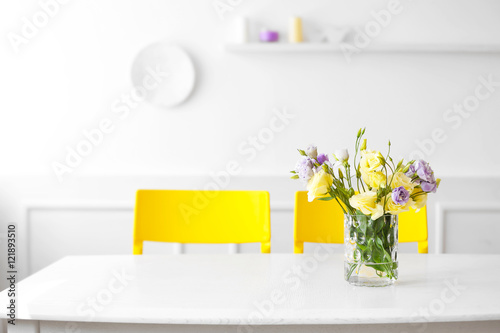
left=1, top=254, right=500, bottom=333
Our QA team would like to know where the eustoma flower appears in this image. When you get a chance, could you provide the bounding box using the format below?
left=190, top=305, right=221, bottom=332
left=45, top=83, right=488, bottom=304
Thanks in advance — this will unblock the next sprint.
left=410, top=187, right=427, bottom=211
left=317, top=153, right=329, bottom=165
left=291, top=129, right=439, bottom=217
left=415, top=160, right=434, bottom=182
left=420, top=180, right=437, bottom=193
left=295, top=157, right=314, bottom=183
left=390, top=172, right=415, bottom=192
left=349, top=191, right=384, bottom=220
left=385, top=193, right=412, bottom=215
left=364, top=171, right=386, bottom=189
left=334, top=149, right=349, bottom=162
left=392, top=186, right=410, bottom=205
left=307, top=169, right=333, bottom=202
left=305, top=145, right=318, bottom=159
left=407, top=160, right=438, bottom=193
left=360, top=150, right=383, bottom=173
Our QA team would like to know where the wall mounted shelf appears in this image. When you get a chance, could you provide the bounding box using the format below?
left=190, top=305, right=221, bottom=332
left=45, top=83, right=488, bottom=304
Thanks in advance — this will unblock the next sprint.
left=225, top=43, right=500, bottom=54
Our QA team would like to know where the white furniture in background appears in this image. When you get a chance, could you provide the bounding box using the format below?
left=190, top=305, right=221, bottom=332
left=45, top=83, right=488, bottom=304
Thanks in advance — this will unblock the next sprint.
left=1, top=254, right=499, bottom=332
left=225, top=43, right=500, bottom=53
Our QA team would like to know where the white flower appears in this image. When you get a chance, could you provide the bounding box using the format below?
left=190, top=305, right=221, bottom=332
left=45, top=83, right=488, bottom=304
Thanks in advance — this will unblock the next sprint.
left=334, top=149, right=349, bottom=162
left=305, top=145, right=318, bottom=159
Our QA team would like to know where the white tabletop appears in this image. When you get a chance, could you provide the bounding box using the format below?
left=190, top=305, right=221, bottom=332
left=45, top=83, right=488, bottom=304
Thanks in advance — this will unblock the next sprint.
left=1, top=254, right=500, bottom=325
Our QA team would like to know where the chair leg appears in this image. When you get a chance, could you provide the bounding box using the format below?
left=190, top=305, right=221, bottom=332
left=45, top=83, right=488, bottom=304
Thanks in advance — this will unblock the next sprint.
left=418, top=240, right=428, bottom=254
left=260, top=241, right=271, bottom=254
left=294, top=241, right=304, bottom=254
left=133, top=241, right=143, bottom=255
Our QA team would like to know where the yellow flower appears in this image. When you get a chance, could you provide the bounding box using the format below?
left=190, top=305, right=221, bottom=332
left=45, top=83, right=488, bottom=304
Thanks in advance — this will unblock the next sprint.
left=360, top=150, right=383, bottom=174
left=307, top=169, right=333, bottom=202
left=362, top=171, right=386, bottom=189
left=390, top=172, right=415, bottom=192
left=410, top=187, right=427, bottom=211
left=349, top=191, right=384, bottom=220
left=385, top=194, right=413, bottom=215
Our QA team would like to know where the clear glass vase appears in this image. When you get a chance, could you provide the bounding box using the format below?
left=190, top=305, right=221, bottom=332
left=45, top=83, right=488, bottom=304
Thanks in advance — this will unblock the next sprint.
left=344, top=214, right=398, bottom=287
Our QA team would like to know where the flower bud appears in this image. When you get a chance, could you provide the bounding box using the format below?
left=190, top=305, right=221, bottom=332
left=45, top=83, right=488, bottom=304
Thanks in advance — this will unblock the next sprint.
left=338, top=169, right=344, bottom=179
left=396, top=158, right=404, bottom=170
left=360, top=139, right=367, bottom=151
left=305, top=145, right=318, bottom=159
left=334, top=149, right=349, bottom=162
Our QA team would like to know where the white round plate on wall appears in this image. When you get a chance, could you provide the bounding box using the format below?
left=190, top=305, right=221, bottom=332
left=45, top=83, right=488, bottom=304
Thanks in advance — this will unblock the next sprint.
left=131, top=43, right=196, bottom=108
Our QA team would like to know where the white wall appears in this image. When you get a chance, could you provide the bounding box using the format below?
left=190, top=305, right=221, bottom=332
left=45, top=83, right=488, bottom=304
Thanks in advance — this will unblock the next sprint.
left=1, top=0, right=500, bottom=320
left=1, top=0, right=500, bottom=178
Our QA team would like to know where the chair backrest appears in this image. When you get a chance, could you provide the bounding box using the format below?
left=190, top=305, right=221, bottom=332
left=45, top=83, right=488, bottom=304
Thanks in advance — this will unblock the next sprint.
left=294, top=191, right=344, bottom=253
left=133, top=190, right=271, bottom=254
left=293, top=191, right=428, bottom=253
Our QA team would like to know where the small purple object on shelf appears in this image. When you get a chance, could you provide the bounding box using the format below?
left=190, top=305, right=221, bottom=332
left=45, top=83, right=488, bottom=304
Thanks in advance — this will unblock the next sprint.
left=259, top=30, right=279, bottom=42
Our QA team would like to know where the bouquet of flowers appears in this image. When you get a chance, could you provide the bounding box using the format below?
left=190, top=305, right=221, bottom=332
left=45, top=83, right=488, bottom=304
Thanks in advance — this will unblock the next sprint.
left=291, top=128, right=440, bottom=284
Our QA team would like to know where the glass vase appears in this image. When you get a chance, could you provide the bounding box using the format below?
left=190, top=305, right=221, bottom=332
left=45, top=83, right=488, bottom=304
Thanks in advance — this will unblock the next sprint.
left=344, top=214, right=398, bottom=287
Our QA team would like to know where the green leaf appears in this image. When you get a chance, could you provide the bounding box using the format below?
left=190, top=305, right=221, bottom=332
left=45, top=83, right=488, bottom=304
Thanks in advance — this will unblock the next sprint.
left=318, top=197, right=334, bottom=201
left=366, top=225, right=374, bottom=239
left=359, top=218, right=367, bottom=235
left=374, top=218, right=384, bottom=234
left=290, top=175, right=299, bottom=179
left=375, top=236, right=384, bottom=249
left=383, top=249, right=392, bottom=262
left=373, top=246, right=384, bottom=263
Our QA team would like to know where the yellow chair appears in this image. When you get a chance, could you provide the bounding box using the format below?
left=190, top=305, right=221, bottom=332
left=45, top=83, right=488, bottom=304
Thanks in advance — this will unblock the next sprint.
left=399, top=206, right=428, bottom=253
left=293, top=191, right=428, bottom=254
left=133, top=190, right=271, bottom=254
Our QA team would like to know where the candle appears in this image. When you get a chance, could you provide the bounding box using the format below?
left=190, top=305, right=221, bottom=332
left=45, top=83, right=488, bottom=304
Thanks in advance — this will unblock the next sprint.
left=259, top=29, right=279, bottom=42
left=234, top=16, right=249, bottom=43
left=289, top=16, right=303, bottom=43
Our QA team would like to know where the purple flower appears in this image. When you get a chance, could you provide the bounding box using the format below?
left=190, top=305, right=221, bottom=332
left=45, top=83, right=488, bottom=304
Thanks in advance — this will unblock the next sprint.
left=405, top=164, right=416, bottom=178
left=317, top=153, right=329, bottom=165
left=420, top=180, right=437, bottom=193
left=392, top=186, right=410, bottom=205
left=295, top=157, right=314, bottom=183
left=414, top=160, right=435, bottom=183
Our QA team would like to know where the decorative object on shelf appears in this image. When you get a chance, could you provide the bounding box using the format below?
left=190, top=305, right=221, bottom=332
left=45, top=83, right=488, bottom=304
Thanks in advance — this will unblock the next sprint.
left=289, top=16, right=303, bottom=43
left=259, top=29, right=279, bottom=42
left=291, top=128, right=440, bottom=287
left=224, top=43, right=500, bottom=53
left=233, top=16, right=249, bottom=44
left=131, top=43, right=196, bottom=108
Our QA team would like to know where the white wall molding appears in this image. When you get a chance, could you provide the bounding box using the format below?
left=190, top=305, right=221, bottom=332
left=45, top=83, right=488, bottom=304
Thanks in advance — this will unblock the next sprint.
left=435, top=202, right=500, bottom=253
left=18, top=200, right=293, bottom=273
left=20, top=201, right=135, bottom=279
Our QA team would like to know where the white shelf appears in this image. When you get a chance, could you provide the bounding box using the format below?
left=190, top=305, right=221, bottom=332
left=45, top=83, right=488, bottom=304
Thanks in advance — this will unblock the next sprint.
left=225, top=43, right=500, bottom=54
